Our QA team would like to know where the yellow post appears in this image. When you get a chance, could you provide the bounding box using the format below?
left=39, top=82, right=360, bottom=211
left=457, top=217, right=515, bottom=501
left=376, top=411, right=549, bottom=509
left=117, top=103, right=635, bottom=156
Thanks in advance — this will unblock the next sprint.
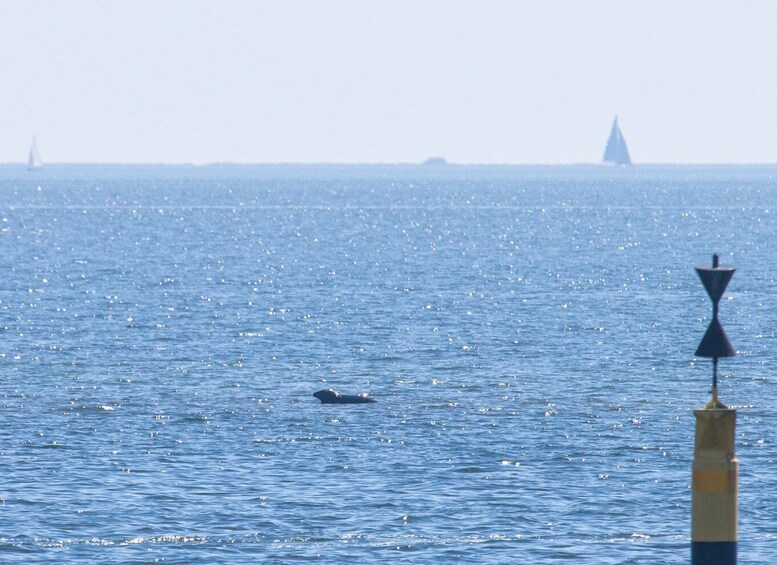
left=691, top=400, right=737, bottom=564
left=692, top=254, right=738, bottom=564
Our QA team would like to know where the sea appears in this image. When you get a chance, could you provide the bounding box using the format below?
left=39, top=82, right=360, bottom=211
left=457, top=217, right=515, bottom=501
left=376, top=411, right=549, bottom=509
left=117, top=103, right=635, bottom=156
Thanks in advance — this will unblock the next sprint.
left=0, top=163, right=775, bottom=564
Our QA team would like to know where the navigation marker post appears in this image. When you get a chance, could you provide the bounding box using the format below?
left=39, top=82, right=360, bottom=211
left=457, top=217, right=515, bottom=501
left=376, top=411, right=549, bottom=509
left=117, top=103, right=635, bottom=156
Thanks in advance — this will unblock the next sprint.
left=691, top=254, right=738, bottom=564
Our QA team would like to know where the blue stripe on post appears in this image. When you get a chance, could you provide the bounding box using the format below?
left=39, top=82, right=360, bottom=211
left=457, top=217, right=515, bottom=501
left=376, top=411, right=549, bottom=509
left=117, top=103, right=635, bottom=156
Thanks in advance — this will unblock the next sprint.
left=691, top=541, right=737, bottom=564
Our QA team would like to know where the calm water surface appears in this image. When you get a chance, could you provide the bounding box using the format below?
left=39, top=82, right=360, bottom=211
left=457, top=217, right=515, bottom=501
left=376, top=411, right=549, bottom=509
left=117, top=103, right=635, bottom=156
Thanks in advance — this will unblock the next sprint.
left=0, top=165, right=776, bottom=563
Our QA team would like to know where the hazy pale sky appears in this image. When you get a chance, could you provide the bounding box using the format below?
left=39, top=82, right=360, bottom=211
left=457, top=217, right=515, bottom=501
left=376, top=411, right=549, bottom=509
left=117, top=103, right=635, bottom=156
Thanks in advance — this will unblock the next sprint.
left=2, top=1, right=777, bottom=164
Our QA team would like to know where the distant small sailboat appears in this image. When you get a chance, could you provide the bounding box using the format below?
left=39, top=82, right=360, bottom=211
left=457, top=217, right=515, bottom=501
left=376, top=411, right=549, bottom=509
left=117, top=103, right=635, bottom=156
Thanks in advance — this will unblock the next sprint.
left=602, top=117, right=631, bottom=166
left=27, top=137, right=43, bottom=170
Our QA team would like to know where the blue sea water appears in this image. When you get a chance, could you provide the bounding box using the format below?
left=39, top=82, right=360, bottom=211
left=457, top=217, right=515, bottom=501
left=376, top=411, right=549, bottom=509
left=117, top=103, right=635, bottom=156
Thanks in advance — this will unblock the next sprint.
left=0, top=164, right=776, bottom=563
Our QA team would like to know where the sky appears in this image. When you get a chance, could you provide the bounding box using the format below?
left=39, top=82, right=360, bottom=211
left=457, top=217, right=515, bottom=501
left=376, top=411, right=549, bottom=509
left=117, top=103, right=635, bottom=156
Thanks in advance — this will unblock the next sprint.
left=2, top=1, right=777, bottom=165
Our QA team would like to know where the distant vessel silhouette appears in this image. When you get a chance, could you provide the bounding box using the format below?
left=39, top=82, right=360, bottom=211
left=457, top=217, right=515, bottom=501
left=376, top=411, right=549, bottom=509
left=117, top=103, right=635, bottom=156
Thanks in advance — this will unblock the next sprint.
left=422, top=157, right=447, bottom=166
left=602, top=117, right=631, bottom=166
left=27, top=137, right=43, bottom=170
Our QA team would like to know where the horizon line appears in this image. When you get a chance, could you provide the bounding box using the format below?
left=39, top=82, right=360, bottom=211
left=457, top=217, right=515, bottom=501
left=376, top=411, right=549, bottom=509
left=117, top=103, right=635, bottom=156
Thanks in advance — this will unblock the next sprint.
left=3, top=161, right=777, bottom=168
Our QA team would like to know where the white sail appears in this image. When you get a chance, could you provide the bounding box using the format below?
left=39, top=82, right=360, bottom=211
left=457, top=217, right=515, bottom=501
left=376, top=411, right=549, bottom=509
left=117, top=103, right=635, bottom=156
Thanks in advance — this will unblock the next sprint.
left=602, top=117, right=631, bottom=166
left=27, top=137, right=43, bottom=170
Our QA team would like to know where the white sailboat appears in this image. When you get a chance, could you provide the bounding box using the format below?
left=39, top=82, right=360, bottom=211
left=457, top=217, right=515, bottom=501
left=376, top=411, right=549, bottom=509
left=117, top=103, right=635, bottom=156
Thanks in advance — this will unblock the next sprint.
left=602, top=117, right=631, bottom=166
left=27, top=137, right=43, bottom=170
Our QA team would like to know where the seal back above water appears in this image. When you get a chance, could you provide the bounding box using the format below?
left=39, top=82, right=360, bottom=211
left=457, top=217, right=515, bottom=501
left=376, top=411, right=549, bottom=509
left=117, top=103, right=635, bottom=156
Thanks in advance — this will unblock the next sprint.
left=313, top=388, right=376, bottom=404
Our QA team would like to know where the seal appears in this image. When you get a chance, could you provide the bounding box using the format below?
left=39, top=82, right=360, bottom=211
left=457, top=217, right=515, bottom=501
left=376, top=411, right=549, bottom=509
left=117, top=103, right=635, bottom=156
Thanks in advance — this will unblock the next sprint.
left=313, top=388, right=376, bottom=404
